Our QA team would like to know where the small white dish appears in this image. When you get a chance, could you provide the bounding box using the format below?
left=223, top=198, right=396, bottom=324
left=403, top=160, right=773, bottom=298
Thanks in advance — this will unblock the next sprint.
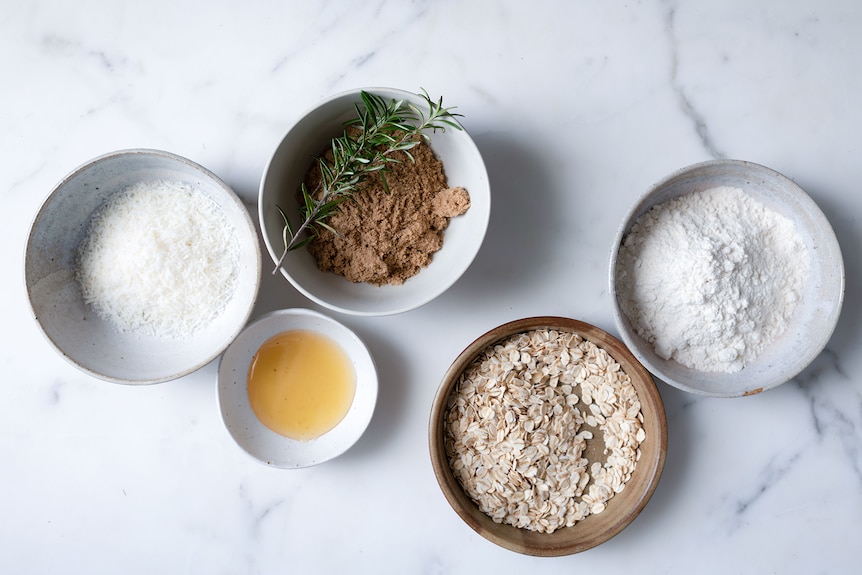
left=609, top=159, right=845, bottom=397
left=217, top=308, right=378, bottom=468
left=24, top=149, right=261, bottom=384
left=258, top=87, right=490, bottom=316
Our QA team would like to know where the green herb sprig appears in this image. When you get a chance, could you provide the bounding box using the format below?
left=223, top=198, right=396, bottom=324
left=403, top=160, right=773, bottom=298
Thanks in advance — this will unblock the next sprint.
left=271, top=89, right=462, bottom=274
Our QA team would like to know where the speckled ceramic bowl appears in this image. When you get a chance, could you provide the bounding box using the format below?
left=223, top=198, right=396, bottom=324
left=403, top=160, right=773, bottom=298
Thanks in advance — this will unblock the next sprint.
left=25, top=149, right=261, bottom=384
left=429, top=316, right=667, bottom=556
left=259, top=87, right=490, bottom=316
left=609, top=159, right=844, bottom=397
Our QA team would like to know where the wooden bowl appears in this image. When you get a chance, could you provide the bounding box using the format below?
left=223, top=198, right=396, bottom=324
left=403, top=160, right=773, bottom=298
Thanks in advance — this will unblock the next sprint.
left=429, top=316, right=667, bottom=556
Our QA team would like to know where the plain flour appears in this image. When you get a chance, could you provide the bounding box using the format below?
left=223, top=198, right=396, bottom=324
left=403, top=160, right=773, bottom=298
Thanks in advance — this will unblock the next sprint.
left=615, top=186, right=809, bottom=373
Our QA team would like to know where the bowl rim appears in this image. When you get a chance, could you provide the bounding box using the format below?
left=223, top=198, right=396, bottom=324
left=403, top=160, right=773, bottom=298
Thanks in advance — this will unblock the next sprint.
left=24, top=148, right=262, bottom=384
left=257, top=86, right=491, bottom=316
left=428, top=315, right=668, bottom=556
left=608, top=158, right=845, bottom=397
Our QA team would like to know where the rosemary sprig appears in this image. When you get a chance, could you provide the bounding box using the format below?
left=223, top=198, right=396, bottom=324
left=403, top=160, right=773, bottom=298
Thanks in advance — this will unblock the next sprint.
left=271, top=89, right=462, bottom=274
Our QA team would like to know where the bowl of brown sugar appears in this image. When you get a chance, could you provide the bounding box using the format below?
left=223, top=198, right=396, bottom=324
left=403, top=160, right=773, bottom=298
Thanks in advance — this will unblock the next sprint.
left=259, top=87, right=490, bottom=316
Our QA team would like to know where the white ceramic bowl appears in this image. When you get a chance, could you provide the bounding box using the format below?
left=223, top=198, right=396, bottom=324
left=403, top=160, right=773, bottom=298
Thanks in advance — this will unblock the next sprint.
left=217, top=308, right=377, bottom=468
left=25, top=149, right=261, bottom=384
left=259, top=87, right=490, bottom=316
left=609, top=159, right=844, bottom=397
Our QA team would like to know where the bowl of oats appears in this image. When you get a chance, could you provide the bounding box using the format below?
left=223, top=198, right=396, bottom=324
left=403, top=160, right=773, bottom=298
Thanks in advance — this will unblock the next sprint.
left=259, top=87, right=490, bottom=316
left=610, top=159, right=844, bottom=397
left=429, top=316, right=667, bottom=556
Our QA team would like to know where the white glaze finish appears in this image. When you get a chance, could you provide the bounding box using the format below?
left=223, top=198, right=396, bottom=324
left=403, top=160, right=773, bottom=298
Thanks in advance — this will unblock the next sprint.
left=3, top=1, right=861, bottom=573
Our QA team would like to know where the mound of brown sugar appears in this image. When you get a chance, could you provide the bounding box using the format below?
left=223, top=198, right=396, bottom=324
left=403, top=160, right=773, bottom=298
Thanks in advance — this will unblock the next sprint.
left=305, top=138, right=470, bottom=286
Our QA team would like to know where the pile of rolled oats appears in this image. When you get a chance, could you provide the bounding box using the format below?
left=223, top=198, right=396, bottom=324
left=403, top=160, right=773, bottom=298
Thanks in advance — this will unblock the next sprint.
left=443, top=329, right=646, bottom=533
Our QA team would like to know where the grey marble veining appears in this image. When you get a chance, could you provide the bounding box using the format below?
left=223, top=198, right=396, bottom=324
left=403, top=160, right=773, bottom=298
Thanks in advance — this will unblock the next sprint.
left=2, top=0, right=860, bottom=573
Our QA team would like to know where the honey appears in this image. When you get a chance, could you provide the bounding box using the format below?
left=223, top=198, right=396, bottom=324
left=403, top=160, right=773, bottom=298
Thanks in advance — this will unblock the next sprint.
left=247, top=330, right=356, bottom=441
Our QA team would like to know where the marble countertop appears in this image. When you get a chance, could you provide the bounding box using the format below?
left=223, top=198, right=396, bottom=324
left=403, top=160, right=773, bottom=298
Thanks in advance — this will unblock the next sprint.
left=4, top=1, right=861, bottom=573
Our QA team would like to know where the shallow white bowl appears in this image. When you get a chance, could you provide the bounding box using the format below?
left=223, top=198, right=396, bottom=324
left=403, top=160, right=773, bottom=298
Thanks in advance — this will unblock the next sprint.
left=259, top=87, right=490, bottom=316
left=25, top=149, right=261, bottom=384
left=609, top=159, right=844, bottom=397
left=217, top=308, right=377, bottom=468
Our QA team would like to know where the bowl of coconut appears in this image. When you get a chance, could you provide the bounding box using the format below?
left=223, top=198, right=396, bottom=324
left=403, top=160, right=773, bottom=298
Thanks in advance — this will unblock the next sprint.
left=609, top=159, right=844, bottom=397
left=259, top=87, right=490, bottom=316
left=429, top=316, right=667, bottom=556
left=25, top=149, right=261, bottom=384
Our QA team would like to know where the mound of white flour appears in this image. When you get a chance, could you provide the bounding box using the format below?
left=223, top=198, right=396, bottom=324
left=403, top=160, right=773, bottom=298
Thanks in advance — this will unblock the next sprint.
left=615, top=186, right=809, bottom=373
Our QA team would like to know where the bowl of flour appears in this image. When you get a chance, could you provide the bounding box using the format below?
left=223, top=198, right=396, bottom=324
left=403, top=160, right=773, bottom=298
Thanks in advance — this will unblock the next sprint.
left=609, top=159, right=844, bottom=397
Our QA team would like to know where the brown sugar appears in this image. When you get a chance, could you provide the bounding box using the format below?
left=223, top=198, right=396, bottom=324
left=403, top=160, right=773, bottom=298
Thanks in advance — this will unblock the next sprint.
left=305, top=138, right=470, bottom=286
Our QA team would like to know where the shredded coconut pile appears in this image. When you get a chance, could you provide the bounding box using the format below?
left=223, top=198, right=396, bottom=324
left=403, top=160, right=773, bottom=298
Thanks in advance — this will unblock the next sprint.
left=76, top=180, right=240, bottom=339
left=615, top=186, right=809, bottom=373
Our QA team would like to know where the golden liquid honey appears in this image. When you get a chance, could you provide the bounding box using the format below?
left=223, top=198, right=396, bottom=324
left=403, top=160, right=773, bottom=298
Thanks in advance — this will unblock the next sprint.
left=247, top=330, right=356, bottom=441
